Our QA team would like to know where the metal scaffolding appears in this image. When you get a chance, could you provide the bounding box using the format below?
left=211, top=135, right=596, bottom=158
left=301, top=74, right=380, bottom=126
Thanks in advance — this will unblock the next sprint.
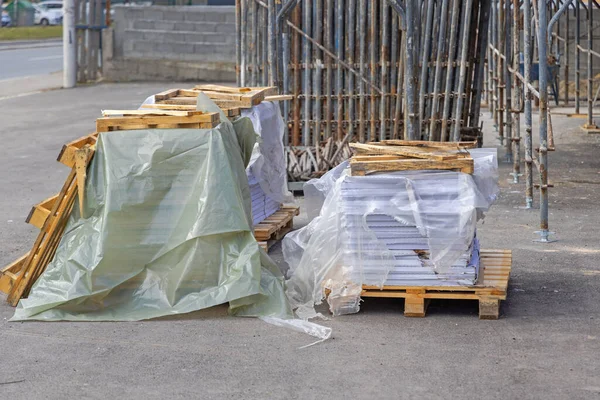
left=236, top=0, right=492, bottom=177
left=485, top=0, right=600, bottom=241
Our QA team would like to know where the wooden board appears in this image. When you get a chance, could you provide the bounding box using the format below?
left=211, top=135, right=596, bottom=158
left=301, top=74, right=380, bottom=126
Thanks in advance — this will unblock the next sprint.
left=26, top=194, right=59, bottom=229
left=96, top=113, right=220, bottom=132
left=101, top=109, right=207, bottom=117
left=360, top=249, right=512, bottom=319
left=350, top=157, right=474, bottom=175
left=253, top=206, right=300, bottom=241
left=350, top=142, right=459, bottom=161
left=57, top=133, right=97, bottom=168
left=379, top=140, right=478, bottom=149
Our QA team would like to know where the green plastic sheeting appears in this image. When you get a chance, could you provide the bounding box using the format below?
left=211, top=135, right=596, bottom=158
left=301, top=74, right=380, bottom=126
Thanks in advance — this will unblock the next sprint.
left=12, top=115, right=293, bottom=321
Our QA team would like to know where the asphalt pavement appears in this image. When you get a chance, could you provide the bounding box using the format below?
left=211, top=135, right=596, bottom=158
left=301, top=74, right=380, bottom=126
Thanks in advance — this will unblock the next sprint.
left=0, top=40, right=62, bottom=80
left=0, top=83, right=599, bottom=399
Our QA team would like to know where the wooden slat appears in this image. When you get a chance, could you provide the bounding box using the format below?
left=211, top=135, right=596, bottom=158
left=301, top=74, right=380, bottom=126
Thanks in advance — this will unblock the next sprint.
left=350, top=157, right=474, bottom=175
left=350, top=143, right=459, bottom=161
left=101, top=109, right=204, bottom=117
left=26, top=195, right=59, bottom=229
left=253, top=206, right=299, bottom=241
left=153, top=88, right=180, bottom=101
left=96, top=113, right=220, bottom=132
left=380, top=140, right=478, bottom=149
left=57, top=133, right=97, bottom=168
left=194, top=84, right=253, bottom=94
left=141, top=104, right=197, bottom=111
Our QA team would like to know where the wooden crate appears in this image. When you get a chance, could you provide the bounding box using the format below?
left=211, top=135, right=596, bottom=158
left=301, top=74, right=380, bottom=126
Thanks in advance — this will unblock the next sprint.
left=253, top=206, right=300, bottom=242
left=360, top=249, right=512, bottom=319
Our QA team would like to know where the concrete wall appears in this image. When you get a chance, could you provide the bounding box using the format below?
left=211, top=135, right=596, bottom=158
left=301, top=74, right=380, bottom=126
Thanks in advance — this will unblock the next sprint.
left=103, top=5, right=236, bottom=82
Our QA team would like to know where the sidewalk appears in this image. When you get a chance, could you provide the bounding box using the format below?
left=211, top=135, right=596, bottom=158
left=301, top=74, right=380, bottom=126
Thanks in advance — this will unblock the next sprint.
left=0, top=38, right=61, bottom=51
left=0, top=71, right=63, bottom=100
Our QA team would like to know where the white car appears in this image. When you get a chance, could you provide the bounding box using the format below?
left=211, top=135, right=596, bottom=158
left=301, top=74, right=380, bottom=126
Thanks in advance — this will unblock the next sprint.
left=34, top=1, right=63, bottom=26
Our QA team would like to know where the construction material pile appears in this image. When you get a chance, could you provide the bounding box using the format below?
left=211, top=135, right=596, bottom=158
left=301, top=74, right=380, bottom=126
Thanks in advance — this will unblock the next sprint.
left=0, top=86, right=308, bottom=327
left=141, top=85, right=294, bottom=226
left=283, top=141, right=499, bottom=318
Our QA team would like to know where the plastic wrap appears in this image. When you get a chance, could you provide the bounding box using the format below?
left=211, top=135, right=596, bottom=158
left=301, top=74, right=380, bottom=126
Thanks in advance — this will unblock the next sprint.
left=141, top=94, right=292, bottom=206
left=284, top=150, right=499, bottom=317
left=242, top=102, right=293, bottom=204
left=303, top=161, right=349, bottom=221
left=12, top=115, right=294, bottom=321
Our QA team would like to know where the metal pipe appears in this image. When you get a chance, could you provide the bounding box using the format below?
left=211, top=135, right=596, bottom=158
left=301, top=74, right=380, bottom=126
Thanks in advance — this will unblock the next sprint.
left=235, top=0, right=241, bottom=86
left=524, top=0, right=533, bottom=208
left=405, top=0, right=420, bottom=140
left=281, top=1, right=290, bottom=145
left=537, top=0, right=550, bottom=241
left=358, top=0, right=367, bottom=142
left=336, top=0, right=344, bottom=140
left=576, top=0, right=581, bottom=113
left=511, top=0, right=521, bottom=182
left=347, top=0, right=356, bottom=140
left=429, top=0, right=450, bottom=141
left=588, top=0, right=594, bottom=128
left=314, top=0, right=323, bottom=147
left=564, top=2, right=570, bottom=106
left=504, top=0, right=512, bottom=160
left=369, top=0, right=377, bottom=140
left=302, top=0, right=311, bottom=146
left=292, top=5, right=301, bottom=146
left=452, top=0, right=475, bottom=141
left=441, top=0, right=461, bottom=141
left=325, top=0, right=334, bottom=140
left=267, top=0, right=276, bottom=86
left=240, top=0, right=247, bottom=85
left=472, top=0, right=492, bottom=144
left=547, top=0, right=575, bottom=45
left=418, top=0, right=435, bottom=124
left=380, top=0, right=390, bottom=141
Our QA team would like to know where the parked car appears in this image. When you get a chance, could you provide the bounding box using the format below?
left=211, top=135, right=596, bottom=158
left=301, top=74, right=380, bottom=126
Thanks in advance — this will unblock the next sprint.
left=2, top=6, right=12, bottom=27
left=34, top=1, right=63, bottom=26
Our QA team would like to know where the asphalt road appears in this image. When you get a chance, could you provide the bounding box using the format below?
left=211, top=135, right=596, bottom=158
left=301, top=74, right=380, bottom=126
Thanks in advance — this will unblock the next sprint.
left=0, top=83, right=599, bottom=399
left=0, top=41, right=62, bottom=80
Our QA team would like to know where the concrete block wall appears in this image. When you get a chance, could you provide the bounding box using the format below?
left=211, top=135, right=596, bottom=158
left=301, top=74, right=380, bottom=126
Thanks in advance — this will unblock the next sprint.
left=104, top=5, right=236, bottom=82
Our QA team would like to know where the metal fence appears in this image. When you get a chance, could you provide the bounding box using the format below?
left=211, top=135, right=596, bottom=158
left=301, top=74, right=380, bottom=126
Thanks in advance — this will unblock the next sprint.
left=236, top=0, right=492, bottom=150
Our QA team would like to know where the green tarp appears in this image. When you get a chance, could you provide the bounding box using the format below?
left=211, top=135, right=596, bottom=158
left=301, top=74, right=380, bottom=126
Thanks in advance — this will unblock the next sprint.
left=12, top=114, right=293, bottom=321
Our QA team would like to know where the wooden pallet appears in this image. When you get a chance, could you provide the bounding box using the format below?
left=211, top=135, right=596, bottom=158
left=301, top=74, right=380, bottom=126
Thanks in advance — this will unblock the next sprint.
left=349, top=140, right=475, bottom=176
left=360, top=249, right=512, bottom=319
left=1, top=146, right=95, bottom=305
left=253, top=206, right=300, bottom=242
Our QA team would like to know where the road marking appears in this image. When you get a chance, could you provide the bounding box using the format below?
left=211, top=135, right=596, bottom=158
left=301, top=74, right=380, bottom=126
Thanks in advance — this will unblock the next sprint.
left=29, top=55, right=62, bottom=61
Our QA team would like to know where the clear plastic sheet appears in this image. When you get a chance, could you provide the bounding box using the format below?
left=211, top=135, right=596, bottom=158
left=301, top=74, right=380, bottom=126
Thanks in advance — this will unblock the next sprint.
left=242, top=102, right=293, bottom=204
left=12, top=116, right=293, bottom=322
left=303, top=160, right=349, bottom=221
left=284, top=150, right=499, bottom=317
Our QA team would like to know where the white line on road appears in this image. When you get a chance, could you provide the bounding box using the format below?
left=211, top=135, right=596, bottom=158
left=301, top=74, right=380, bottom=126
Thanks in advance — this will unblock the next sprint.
left=29, top=55, right=63, bottom=61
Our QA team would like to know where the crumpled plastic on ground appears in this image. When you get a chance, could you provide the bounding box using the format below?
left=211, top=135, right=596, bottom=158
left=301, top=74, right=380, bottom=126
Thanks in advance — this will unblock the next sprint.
left=283, top=149, right=499, bottom=318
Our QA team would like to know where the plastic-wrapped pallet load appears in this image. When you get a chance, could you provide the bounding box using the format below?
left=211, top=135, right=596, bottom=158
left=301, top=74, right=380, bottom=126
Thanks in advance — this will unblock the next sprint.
left=140, top=94, right=292, bottom=225
left=283, top=149, right=498, bottom=318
